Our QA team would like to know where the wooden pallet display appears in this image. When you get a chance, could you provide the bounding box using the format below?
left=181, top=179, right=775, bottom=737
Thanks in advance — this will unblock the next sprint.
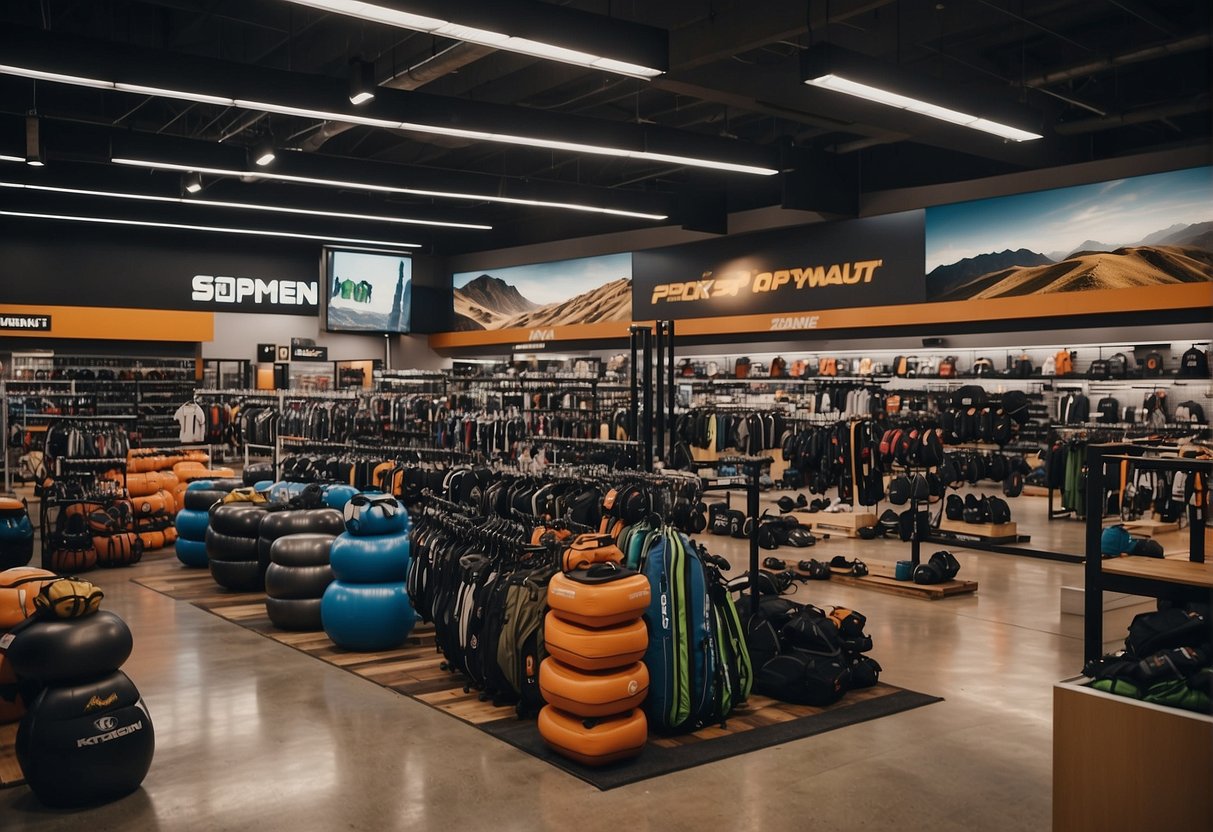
left=0, top=722, right=22, bottom=788
left=789, top=510, right=877, bottom=538
left=772, top=561, right=978, bottom=601
left=938, top=518, right=1020, bottom=541
left=1122, top=518, right=1181, bottom=538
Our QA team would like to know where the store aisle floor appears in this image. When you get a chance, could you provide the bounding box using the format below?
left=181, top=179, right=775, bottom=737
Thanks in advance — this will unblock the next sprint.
left=0, top=507, right=1145, bottom=832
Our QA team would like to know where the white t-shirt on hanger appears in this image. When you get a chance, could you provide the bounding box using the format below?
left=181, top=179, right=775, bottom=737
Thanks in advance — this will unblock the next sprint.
left=174, top=401, right=207, bottom=443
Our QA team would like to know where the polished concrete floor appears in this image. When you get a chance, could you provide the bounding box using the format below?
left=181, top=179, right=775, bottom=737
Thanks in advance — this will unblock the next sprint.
left=1, top=491, right=1153, bottom=831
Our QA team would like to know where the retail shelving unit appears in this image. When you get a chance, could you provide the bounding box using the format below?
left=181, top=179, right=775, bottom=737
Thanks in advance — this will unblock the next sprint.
left=1082, top=443, right=1212, bottom=662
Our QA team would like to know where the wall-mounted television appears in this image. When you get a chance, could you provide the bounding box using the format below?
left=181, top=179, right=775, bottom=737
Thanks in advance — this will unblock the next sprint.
left=323, top=247, right=413, bottom=333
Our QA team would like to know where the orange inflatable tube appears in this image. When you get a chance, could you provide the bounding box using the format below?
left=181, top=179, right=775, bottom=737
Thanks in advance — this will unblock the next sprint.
left=538, top=658, right=649, bottom=718
left=537, top=706, right=647, bottom=767
left=172, top=460, right=207, bottom=479
left=0, top=567, right=59, bottom=629
left=547, top=570, right=651, bottom=628
left=544, top=612, right=648, bottom=672
left=176, top=467, right=236, bottom=483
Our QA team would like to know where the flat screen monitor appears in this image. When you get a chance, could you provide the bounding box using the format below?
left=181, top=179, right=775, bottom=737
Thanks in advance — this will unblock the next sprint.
left=324, top=247, right=413, bottom=333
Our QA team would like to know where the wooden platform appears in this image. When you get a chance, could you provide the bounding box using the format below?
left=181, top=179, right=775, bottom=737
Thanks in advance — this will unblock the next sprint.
left=0, top=722, right=21, bottom=788
left=939, top=518, right=1018, bottom=539
left=1103, top=557, right=1213, bottom=589
left=790, top=511, right=876, bottom=538
left=778, top=560, right=978, bottom=601
left=1122, top=518, right=1181, bottom=538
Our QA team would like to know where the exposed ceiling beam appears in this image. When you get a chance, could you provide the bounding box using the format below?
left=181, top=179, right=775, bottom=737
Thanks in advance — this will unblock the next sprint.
left=1054, top=96, right=1211, bottom=135
left=668, top=0, right=897, bottom=71
left=1023, top=33, right=1211, bottom=87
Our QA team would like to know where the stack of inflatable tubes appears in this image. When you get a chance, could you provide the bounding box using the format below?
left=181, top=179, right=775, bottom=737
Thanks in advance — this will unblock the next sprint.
left=175, top=479, right=244, bottom=567
left=258, top=508, right=344, bottom=578
left=0, top=498, right=35, bottom=570
left=4, top=602, right=155, bottom=807
left=206, top=504, right=269, bottom=591
left=322, top=494, right=415, bottom=651
left=0, top=567, right=60, bottom=723
left=538, top=562, right=652, bottom=767
left=266, top=533, right=337, bottom=630
left=176, top=466, right=237, bottom=483
left=127, top=449, right=207, bottom=473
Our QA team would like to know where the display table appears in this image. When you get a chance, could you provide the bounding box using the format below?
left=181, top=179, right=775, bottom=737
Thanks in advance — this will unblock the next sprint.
left=1053, top=678, right=1212, bottom=832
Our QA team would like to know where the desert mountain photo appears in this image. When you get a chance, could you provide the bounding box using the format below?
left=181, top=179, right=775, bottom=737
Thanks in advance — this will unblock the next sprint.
left=928, top=221, right=1213, bottom=301
left=452, top=273, right=632, bottom=331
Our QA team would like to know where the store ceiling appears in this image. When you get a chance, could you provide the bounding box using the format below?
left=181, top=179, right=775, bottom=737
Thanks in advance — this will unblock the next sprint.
left=0, top=0, right=1208, bottom=256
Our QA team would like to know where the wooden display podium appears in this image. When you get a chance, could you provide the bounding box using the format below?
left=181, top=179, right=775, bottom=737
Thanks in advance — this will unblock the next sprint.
left=938, top=517, right=1018, bottom=541
left=1053, top=679, right=1212, bottom=832
left=789, top=510, right=876, bottom=539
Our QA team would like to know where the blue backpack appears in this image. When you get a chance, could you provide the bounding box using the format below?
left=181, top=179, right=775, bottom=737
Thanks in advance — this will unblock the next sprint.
left=640, top=527, right=720, bottom=732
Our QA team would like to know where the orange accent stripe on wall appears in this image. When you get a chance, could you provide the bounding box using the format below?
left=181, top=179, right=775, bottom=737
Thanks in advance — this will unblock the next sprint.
left=0, top=304, right=214, bottom=342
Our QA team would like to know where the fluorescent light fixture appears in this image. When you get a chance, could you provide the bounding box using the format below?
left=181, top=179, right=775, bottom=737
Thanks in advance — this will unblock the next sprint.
left=0, top=209, right=422, bottom=247
left=0, top=180, right=493, bottom=229
left=348, top=58, right=377, bottom=105
left=111, top=157, right=670, bottom=220
left=282, top=1, right=664, bottom=79
left=805, top=73, right=1042, bottom=141
left=0, top=155, right=24, bottom=163
left=252, top=136, right=276, bottom=167
left=0, top=61, right=772, bottom=175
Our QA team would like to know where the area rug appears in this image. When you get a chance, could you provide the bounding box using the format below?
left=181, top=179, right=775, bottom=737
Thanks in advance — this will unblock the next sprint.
left=132, top=561, right=942, bottom=788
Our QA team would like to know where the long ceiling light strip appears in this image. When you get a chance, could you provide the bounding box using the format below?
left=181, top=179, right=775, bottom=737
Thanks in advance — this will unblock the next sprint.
left=0, top=181, right=492, bottom=229
left=0, top=62, right=773, bottom=177
left=111, top=157, right=670, bottom=220
left=280, top=1, right=664, bottom=79
left=0, top=209, right=422, bottom=247
left=0, top=155, right=24, bottom=163
left=805, top=74, right=1042, bottom=142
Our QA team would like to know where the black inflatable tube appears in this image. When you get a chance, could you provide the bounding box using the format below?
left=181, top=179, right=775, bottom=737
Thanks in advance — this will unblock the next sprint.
left=182, top=489, right=227, bottom=512
left=204, top=528, right=260, bottom=563
left=265, top=563, right=334, bottom=599
left=5, top=611, right=133, bottom=685
left=208, top=504, right=267, bottom=537
left=265, top=597, right=323, bottom=631
left=209, top=559, right=263, bottom=592
left=259, top=508, right=345, bottom=541
left=242, top=463, right=275, bottom=486
left=269, top=533, right=335, bottom=568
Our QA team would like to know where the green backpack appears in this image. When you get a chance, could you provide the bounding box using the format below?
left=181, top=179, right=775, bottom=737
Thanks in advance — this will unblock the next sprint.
left=496, top=568, right=554, bottom=717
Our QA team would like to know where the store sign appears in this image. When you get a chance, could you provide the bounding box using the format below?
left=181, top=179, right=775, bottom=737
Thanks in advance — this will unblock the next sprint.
left=0, top=223, right=321, bottom=316
left=0, top=314, right=51, bottom=331
left=631, top=211, right=924, bottom=321
left=191, top=275, right=318, bottom=308
left=290, top=338, right=329, bottom=362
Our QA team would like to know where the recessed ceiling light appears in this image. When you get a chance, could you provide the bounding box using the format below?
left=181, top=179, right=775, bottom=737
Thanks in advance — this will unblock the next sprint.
left=111, top=157, right=670, bottom=220
left=0, top=209, right=423, bottom=247
left=0, top=180, right=493, bottom=229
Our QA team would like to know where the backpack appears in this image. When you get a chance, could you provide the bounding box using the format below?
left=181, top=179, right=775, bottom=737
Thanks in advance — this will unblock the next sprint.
left=1088, top=359, right=1110, bottom=379
left=769, top=357, right=787, bottom=378
left=1142, top=351, right=1165, bottom=377
left=745, top=597, right=851, bottom=706
left=734, top=357, right=751, bottom=379
left=1125, top=608, right=1208, bottom=658
left=1108, top=353, right=1129, bottom=378
left=938, top=356, right=958, bottom=378
left=640, top=527, right=721, bottom=731
left=496, top=567, right=556, bottom=716
left=700, top=544, right=752, bottom=718
left=819, top=357, right=837, bottom=377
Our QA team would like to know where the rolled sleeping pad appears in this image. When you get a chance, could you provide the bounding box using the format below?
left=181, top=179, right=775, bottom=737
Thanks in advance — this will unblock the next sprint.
left=131, top=489, right=175, bottom=517
left=328, top=530, right=410, bottom=584
left=123, top=471, right=175, bottom=498
left=176, top=467, right=236, bottom=483
left=537, top=705, right=646, bottom=767
left=174, top=508, right=209, bottom=542
left=322, top=484, right=359, bottom=510
left=546, top=570, right=651, bottom=628
left=544, top=612, right=649, bottom=672
left=242, top=462, right=275, bottom=485
left=16, top=669, right=154, bottom=808
left=93, top=532, right=144, bottom=567
left=175, top=536, right=208, bottom=568
left=49, top=545, right=97, bottom=574
left=321, top=581, right=415, bottom=651
left=172, top=460, right=207, bottom=479
left=5, top=610, right=134, bottom=685
left=538, top=658, right=649, bottom=718
left=0, top=566, right=59, bottom=629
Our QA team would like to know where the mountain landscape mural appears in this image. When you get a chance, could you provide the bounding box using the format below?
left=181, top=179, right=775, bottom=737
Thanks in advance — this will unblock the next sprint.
left=925, top=167, right=1213, bottom=301
left=452, top=252, right=633, bottom=331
